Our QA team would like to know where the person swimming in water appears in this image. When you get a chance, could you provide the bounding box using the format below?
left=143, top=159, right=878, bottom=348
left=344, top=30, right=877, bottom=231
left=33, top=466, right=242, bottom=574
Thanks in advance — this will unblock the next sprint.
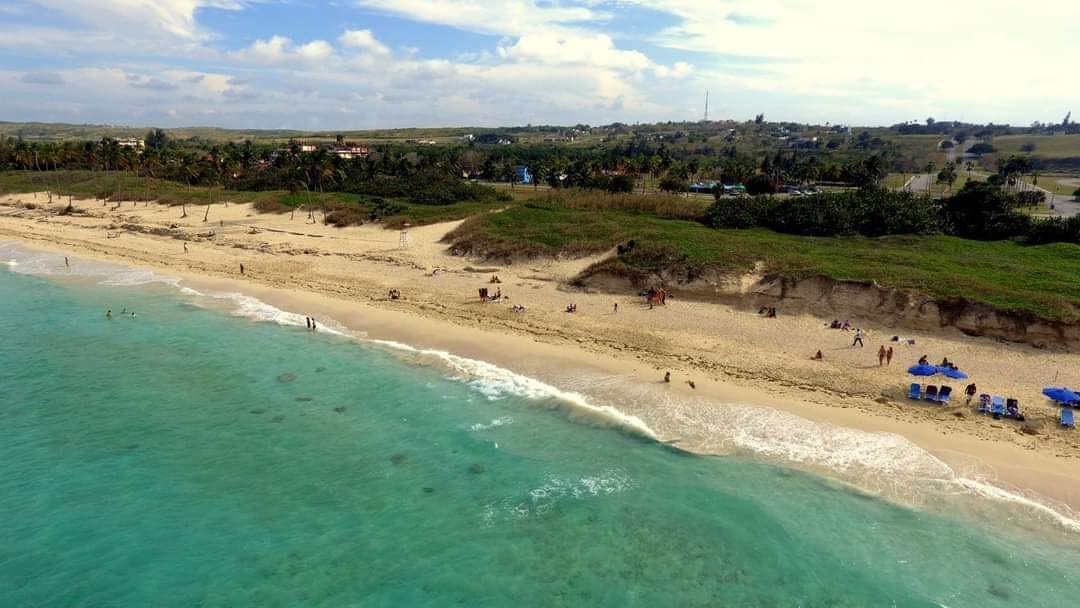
left=106, top=310, right=112, bottom=319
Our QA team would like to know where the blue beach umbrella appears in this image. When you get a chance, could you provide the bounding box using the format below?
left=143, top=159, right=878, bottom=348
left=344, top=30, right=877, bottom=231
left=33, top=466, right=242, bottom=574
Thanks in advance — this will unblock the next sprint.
left=937, top=367, right=969, bottom=380
left=1043, top=387, right=1080, bottom=403
left=907, top=364, right=938, bottom=376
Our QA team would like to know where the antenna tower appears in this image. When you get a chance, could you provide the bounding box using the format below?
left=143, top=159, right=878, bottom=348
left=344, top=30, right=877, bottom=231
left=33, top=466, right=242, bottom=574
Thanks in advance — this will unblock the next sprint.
left=704, top=91, right=709, bottom=122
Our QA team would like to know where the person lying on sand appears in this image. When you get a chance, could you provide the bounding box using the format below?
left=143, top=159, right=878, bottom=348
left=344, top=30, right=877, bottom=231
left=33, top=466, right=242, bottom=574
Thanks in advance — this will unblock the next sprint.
left=918, top=355, right=929, bottom=365
left=686, top=380, right=696, bottom=389
left=812, top=350, right=823, bottom=360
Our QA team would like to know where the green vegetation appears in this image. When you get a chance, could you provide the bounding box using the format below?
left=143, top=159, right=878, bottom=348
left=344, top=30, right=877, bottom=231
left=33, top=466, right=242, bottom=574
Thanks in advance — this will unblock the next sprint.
left=448, top=202, right=1080, bottom=321
left=0, top=171, right=495, bottom=228
left=993, top=135, right=1080, bottom=159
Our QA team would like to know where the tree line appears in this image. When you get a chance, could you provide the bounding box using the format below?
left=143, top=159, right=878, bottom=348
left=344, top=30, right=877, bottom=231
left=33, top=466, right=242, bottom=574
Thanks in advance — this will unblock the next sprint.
left=704, top=181, right=1080, bottom=246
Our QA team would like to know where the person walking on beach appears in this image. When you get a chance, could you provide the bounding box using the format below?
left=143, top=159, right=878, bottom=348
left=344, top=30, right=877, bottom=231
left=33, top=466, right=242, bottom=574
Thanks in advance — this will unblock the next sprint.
left=64, top=256, right=69, bottom=268
left=613, top=302, right=618, bottom=313
left=886, top=346, right=894, bottom=366
left=877, top=345, right=887, bottom=366
left=852, top=328, right=864, bottom=347
left=965, top=383, right=977, bottom=405
left=311, top=318, right=317, bottom=331
left=183, top=242, right=188, bottom=254
left=305, top=317, right=311, bottom=330
left=239, top=263, right=245, bottom=275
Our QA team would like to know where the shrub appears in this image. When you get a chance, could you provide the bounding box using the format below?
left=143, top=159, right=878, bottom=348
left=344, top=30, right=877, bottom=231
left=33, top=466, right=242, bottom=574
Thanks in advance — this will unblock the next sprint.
left=1074, top=187, right=1080, bottom=200
left=658, top=177, right=687, bottom=193
left=705, top=188, right=942, bottom=237
left=968, top=143, right=997, bottom=156
left=1016, top=190, right=1046, bottom=207
left=745, top=174, right=778, bottom=195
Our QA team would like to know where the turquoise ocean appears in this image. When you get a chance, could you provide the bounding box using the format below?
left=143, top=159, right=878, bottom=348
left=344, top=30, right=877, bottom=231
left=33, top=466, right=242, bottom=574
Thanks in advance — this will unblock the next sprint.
left=2, top=242, right=1079, bottom=607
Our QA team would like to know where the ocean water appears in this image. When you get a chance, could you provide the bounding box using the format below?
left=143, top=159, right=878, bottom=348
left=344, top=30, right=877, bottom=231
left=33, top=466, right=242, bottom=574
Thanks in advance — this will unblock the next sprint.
left=2, top=246, right=1079, bottom=607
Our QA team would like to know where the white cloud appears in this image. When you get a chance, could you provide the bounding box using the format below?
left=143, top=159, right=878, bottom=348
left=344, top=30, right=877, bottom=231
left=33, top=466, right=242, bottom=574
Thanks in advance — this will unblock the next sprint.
left=646, top=0, right=1080, bottom=119
left=28, top=0, right=250, bottom=39
left=497, top=32, right=649, bottom=71
left=340, top=29, right=390, bottom=55
left=232, top=36, right=334, bottom=64
left=352, top=0, right=599, bottom=37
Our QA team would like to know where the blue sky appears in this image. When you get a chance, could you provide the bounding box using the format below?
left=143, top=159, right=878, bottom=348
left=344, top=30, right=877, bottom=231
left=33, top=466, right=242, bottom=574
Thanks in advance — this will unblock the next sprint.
left=1, top=1, right=1077, bottom=129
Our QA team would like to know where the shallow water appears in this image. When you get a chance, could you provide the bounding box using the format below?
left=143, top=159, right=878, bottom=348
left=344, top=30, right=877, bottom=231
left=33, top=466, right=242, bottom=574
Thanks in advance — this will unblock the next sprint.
left=2, top=249, right=1079, bottom=607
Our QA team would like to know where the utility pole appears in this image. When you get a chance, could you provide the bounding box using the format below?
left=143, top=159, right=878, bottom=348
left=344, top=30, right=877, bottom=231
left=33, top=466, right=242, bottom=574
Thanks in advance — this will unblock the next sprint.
left=703, top=91, right=709, bottom=122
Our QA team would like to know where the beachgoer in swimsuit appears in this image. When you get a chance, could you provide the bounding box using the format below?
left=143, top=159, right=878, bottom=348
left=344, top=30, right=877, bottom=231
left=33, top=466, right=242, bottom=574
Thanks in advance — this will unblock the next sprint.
left=965, top=383, right=977, bottom=405
left=613, top=302, right=618, bottom=313
left=311, top=318, right=317, bottom=331
left=663, top=372, right=671, bottom=383
left=106, top=310, right=112, bottom=319
left=852, top=329, right=864, bottom=347
left=239, top=263, right=244, bottom=275
left=878, top=345, right=887, bottom=366
left=886, top=347, right=893, bottom=366
left=812, top=350, right=823, bottom=360
left=64, top=256, right=69, bottom=268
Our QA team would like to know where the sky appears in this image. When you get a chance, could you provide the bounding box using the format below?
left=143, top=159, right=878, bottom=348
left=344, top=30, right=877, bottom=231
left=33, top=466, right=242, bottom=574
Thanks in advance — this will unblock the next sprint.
left=1, top=0, right=1077, bottom=129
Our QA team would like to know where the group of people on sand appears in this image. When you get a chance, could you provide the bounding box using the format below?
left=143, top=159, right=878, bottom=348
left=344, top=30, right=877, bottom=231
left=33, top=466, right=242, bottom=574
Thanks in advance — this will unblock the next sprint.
left=305, top=316, right=318, bottom=331
left=918, top=354, right=959, bottom=370
left=565, top=303, right=578, bottom=313
left=877, top=345, right=895, bottom=366
left=478, top=287, right=503, bottom=302
left=105, top=308, right=137, bottom=320
left=388, top=289, right=401, bottom=300
left=758, top=306, right=777, bottom=318
left=489, top=275, right=502, bottom=284
left=662, top=371, right=695, bottom=389
left=828, top=319, right=853, bottom=330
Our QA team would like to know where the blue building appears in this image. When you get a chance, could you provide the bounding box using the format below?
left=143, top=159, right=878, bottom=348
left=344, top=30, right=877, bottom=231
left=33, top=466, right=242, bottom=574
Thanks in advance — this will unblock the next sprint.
left=513, top=165, right=533, bottom=185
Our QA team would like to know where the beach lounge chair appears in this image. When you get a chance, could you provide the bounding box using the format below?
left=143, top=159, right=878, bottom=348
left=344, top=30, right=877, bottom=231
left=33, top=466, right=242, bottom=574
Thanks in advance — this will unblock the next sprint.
left=923, top=385, right=938, bottom=402
left=1062, top=409, right=1076, bottom=428
left=991, top=396, right=1005, bottom=418
left=937, top=386, right=952, bottom=405
left=1005, top=398, right=1024, bottom=421
left=977, top=394, right=991, bottom=414
left=908, top=383, right=921, bottom=400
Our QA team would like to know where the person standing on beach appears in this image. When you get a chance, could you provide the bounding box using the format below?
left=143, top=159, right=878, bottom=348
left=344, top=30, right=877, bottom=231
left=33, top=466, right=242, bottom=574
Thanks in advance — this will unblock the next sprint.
left=663, top=372, right=671, bottom=383
left=877, top=345, right=887, bottom=366
left=239, top=263, right=245, bottom=275
left=64, top=256, right=69, bottom=268
left=183, top=242, right=189, bottom=254
left=311, top=318, right=317, bottom=331
left=886, top=346, right=894, bottom=366
left=852, top=328, right=864, bottom=347
left=305, top=317, right=311, bottom=330
left=965, top=383, right=977, bottom=405
left=613, top=302, right=618, bottom=313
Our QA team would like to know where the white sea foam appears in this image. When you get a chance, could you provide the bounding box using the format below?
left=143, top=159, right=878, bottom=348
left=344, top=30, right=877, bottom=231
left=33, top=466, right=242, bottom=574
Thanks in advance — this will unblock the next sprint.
left=469, top=416, right=514, bottom=432
left=485, top=468, right=635, bottom=524
left=368, top=339, right=657, bottom=440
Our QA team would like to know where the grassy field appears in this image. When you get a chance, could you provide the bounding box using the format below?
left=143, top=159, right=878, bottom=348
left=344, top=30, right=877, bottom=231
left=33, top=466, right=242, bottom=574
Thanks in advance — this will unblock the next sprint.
left=0, top=171, right=496, bottom=227
left=992, top=135, right=1080, bottom=159
left=449, top=203, right=1080, bottom=322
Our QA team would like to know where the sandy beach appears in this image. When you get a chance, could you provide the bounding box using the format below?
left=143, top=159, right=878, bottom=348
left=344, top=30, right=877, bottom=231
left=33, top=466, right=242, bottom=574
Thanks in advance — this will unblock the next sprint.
left=3, top=192, right=1080, bottom=516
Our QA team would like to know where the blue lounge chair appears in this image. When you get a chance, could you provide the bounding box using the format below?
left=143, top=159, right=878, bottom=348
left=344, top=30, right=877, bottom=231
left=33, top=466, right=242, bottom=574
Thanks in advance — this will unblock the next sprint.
left=923, top=385, right=938, bottom=402
left=908, top=383, right=921, bottom=400
left=991, top=396, right=1005, bottom=417
left=1062, top=408, right=1076, bottom=428
left=937, top=386, right=952, bottom=404
left=977, top=394, right=991, bottom=414
left=1005, top=398, right=1024, bottom=421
